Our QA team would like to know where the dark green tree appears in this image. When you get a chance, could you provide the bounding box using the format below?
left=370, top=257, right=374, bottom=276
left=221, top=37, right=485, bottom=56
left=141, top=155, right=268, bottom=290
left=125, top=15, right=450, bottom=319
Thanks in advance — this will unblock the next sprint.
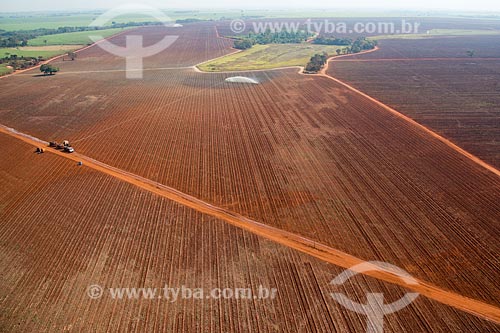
left=40, top=64, right=59, bottom=75
left=234, top=39, right=253, bottom=50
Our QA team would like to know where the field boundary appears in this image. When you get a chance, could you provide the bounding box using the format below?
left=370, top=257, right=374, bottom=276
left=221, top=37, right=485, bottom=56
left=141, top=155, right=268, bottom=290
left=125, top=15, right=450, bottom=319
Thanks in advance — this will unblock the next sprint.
left=193, top=45, right=377, bottom=74
left=14, top=66, right=194, bottom=77
left=1, top=123, right=499, bottom=324
left=194, top=44, right=499, bottom=179
left=193, top=25, right=243, bottom=70
left=320, top=49, right=500, bottom=178
left=0, top=28, right=135, bottom=80
left=193, top=64, right=304, bottom=74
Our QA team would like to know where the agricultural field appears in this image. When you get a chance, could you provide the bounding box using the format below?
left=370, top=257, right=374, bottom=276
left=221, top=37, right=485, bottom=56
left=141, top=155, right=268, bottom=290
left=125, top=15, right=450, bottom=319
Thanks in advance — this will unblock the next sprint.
left=0, top=28, right=133, bottom=72
left=32, top=24, right=234, bottom=71
left=216, top=17, right=500, bottom=39
left=0, top=28, right=131, bottom=60
left=0, top=9, right=459, bottom=31
left=0, top=18, right=499, bottom=332
left=1, top=22, right=499, bottom=305
left=198, top=44, right=344, bottom=71
left=27, top=27, right=131, bottom=46
left=0, top=13, right=181, bottom=31
left=1, top=132, right=499, bottom=332
left=0, top=45, right=84, bottom=58
left=328, top=36, right=500, bottom=168
left=334, top=35, right=500, bottom=59
left=373, top=28, right=500, bottom=39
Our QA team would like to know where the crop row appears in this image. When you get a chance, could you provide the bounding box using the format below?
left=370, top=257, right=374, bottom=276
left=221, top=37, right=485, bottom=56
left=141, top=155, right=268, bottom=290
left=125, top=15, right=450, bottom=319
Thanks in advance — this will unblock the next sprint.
left=0, top=63, right=498, bottom=308
left=328, top=57, right=500, bottom=168
left=1, top=133, right=499, bottom=331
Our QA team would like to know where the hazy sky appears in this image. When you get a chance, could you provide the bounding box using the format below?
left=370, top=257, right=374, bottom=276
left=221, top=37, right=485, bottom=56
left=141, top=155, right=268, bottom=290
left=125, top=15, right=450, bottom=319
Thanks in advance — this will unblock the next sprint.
left=2, top=0, right=499, bottom=13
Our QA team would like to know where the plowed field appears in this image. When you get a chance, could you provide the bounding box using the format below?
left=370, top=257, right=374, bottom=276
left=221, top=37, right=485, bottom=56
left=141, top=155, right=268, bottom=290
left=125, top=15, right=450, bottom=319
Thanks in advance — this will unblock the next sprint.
left=1, top=132, right=499, bottom=332
left=0, top=21, right=499, bottom=332
left=328, top=36, right=500, bottom=168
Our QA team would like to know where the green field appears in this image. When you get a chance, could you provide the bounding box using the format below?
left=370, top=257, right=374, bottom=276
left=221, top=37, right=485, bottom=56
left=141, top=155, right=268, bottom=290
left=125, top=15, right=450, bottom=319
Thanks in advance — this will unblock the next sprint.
left=0, top=12, right=226, bottom=31
left=373, top=28, right=500, bottom=40
left=0, top=45, right=83, bottom=58
left=0, top=64, right=14, bottom=76
left=198, top=44, right=344, bottom=72
left=0, top=13, right=161, bottom=31
left=0, top=27, right=128, bottom=62
left=3, top=9, right=490, bottom=31
left=28, top=27, right=130, bottom=46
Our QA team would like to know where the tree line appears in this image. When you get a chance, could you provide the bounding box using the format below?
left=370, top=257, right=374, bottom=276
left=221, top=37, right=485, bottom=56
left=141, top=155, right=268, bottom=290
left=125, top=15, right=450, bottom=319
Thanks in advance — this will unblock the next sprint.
left=233, top=29, right=314, bottom=50
left=0, top=21, right=163, bottom=48
left=304, top=52, right=328, bottom=73
left=0, top=54, right=42, bottom=70
left=313, top=37, right=352, bottom=46
left=313, top=36, right=377, bottom=53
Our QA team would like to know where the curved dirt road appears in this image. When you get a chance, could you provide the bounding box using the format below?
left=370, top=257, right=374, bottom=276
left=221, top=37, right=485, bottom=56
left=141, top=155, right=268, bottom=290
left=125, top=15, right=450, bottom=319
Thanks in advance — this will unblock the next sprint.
left=1, top=124, right=499, bottom=324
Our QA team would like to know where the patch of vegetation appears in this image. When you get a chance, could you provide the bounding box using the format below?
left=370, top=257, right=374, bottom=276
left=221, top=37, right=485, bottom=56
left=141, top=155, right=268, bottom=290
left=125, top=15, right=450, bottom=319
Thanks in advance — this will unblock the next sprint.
left=198, top=44, right=344, bottom=72
left=250, top=30, right=313, bottom=44
left=28, top=28, right=128, bottom=46
left=40, top=64, right=59, bottom=75
left=313, top=37, right=377, bottom=53
left=0, top=54, right=41, bottom=71
left=313, top=37, right=353, bottom=46
left=0, top=45, right=83, bottom=59
left=0, top=21, right=162, bottom=48
left=304, top=52, right=328, bottom=73
left=232, top=29, right=314, bottom=50
left=175, top=18, right=210, bottom=24
left=0, top=26, right=129, bottom=73
left=0, top=13, right=101, bottom=31
left=234, top=39, right=253, bottom=50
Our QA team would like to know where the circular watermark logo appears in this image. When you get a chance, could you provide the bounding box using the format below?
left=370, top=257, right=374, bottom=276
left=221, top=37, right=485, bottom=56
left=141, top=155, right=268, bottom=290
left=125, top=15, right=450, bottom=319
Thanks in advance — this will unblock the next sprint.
left=87, top=284, right=104, bottom=299
left=88, top=3, right=179, bottom=79
left=230, top=19, right=246, bottom=34
left=330, top=261, right=419, bottom=333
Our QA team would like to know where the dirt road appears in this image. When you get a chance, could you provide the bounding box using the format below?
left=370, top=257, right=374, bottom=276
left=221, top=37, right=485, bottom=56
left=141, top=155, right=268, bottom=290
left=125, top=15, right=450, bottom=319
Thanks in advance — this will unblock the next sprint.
left=1, top=124, right=499, bottom=324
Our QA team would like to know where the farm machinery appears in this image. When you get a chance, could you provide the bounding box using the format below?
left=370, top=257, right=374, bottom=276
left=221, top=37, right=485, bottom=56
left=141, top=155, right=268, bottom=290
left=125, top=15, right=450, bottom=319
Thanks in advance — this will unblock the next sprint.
left=49, top=140, right=75, bottom=153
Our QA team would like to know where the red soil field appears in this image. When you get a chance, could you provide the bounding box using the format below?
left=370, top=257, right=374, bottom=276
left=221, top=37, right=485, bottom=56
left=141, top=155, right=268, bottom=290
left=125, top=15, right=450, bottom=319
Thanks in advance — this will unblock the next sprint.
left=1, top=132, right=499, bottom=332
left=339, top=36, right=500, bottom=59
left=0, top=59, right=498, bottom=309
left=328, top=37, right=500, bottom=168
left=216, top=17, right=500, bottom=39
left=1, top=22, right=499, bottom=331
left=24, top=23, right=234, bottom=74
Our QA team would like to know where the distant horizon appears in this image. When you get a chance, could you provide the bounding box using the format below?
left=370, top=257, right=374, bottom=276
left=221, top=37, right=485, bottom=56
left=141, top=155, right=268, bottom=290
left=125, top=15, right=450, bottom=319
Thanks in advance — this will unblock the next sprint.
left=1, top=7, right=500, bottom=16
left=2, top=0, right=500, bottom=15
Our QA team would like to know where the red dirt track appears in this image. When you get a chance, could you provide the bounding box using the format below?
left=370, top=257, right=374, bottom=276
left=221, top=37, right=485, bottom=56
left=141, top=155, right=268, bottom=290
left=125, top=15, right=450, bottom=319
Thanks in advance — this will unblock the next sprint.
left=1, top=124, right=499, bottom=325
